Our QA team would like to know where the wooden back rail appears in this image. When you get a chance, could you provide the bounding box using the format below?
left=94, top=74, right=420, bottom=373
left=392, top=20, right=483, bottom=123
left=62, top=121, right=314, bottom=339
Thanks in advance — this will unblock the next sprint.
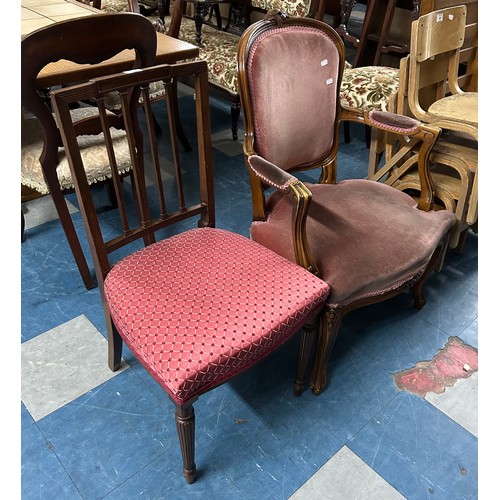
left=51, top=60, right=215, bottom=289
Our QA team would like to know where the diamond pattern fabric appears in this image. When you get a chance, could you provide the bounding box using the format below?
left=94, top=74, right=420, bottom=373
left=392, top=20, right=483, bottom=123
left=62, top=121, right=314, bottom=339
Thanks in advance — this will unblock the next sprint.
left=104, top=228, right=330, bottom=404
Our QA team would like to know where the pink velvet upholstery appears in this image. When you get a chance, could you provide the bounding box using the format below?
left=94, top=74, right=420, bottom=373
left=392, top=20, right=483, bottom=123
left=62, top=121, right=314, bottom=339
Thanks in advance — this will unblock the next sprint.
left=104, top=228, right=330, bottom=405
left=238, top=13, right=458, bottom=396
left=247, top=26, right=340, bottom=171
left=251, top=181, right=455, bottom=307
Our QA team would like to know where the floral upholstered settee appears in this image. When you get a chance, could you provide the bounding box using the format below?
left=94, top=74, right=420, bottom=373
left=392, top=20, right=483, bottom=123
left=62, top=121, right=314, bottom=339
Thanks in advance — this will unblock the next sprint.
left=340, top=64, right=400, bottom=112
left=250, top=0, right=311, bottom=17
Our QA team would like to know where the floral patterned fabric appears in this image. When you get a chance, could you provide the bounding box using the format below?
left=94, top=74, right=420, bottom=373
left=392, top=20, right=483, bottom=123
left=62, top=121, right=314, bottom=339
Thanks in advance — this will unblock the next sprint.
left=251, top=0, right=311, bottom=17
left=98, top=0, right=129, bottom=12
left=154, top=18, right=241, bottom=96
left=340, top=66, right=400, bottom=111
left=104, top=19, right=241, bottom=111
left=21, top=107, right=132, bottom=194
left=180, top=21, right=241, bottom=95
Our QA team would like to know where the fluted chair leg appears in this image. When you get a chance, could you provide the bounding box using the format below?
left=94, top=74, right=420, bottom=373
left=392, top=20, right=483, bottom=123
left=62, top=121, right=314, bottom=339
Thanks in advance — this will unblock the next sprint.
left=412, top=241, right=447, bottom=309
left=176, top=401, right=197, bottom=484
left=310, top=308, right=343, bottom=395
left=294, top=318, right=319, bottom=396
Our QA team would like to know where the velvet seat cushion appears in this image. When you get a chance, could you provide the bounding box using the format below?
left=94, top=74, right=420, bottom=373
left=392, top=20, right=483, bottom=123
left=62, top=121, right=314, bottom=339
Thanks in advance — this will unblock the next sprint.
left=104, top=227, right=330, bottom=405
left=21, top=107, right=132, bottom=194
left=251, top=180, right=456, bottom=308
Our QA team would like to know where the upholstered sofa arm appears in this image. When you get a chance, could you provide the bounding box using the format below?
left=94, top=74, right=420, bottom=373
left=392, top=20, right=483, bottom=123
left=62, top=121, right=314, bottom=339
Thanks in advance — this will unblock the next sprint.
left=247, top=154, right=319, bottom=275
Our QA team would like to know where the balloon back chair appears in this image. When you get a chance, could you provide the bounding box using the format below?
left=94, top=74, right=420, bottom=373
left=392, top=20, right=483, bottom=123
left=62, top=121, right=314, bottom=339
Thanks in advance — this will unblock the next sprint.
left=237, top=12, right=457, bottom=395
left=51, top=60, right=330, bottom=483
left=21, top=12, right=157, bottom=290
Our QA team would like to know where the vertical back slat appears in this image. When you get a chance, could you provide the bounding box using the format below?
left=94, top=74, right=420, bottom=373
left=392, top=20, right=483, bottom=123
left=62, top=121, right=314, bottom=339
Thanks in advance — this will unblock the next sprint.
left=52, top=61, right=216, bottom=282
left=96, top=97, right=132, bottom=236
left=140, top=84, right=169, bottom=219
left=165, top=79, right=187, bottom=213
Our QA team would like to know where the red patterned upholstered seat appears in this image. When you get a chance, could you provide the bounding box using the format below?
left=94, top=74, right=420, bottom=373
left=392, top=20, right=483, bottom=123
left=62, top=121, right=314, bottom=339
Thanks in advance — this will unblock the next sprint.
left=104, top=228, right=329, bottom=405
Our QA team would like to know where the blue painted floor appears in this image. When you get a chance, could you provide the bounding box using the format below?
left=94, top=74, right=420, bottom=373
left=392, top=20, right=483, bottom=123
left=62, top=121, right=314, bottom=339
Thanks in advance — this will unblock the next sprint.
left=20, top=89, right=478, bottom=499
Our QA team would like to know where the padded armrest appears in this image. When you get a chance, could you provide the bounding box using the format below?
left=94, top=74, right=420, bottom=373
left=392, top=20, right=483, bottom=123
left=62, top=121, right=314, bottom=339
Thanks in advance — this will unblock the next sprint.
left=247, top=155, right=298, bottom=191
left=366, top=110, right=420, bottom=134
left=247, top=154, right=318, bottom=275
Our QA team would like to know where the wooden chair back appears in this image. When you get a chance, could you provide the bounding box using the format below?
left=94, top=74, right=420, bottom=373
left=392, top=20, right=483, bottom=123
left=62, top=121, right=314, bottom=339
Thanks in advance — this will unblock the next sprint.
left=21, top=12, right=158, bottom=290
left=238, top=14, right=345, bottom=221
left=407, top=4, right=477, bottom=120
left=51, top=61, right=215, bottom=297
left=22, top=13, right=157, bottom=161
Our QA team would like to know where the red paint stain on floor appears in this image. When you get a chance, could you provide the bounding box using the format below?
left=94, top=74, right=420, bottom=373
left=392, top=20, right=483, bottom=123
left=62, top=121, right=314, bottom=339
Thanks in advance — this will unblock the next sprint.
left=393, top=336, right=478, bottom=397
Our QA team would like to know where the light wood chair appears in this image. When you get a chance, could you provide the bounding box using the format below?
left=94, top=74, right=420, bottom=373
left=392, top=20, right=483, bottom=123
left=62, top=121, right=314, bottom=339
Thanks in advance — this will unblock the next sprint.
left=51, top=60, right=330, bottom=483
left=370, top=55, right=477, bottom=252
left=369, top=5, right=478, bottom=251
left=406, top=5, right=478, bottom=227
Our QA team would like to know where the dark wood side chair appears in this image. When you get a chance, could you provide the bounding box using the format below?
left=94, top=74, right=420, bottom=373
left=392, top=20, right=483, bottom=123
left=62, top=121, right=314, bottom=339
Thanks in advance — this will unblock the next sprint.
left=237, top=11, right=457, bottom=395
left=21, top=13, right=157, bottom=289
left=52, top=60, right=330, bottom=483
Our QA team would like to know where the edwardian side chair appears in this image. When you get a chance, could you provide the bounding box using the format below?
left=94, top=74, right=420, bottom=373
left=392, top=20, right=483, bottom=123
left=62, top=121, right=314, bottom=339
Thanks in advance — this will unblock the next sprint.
left=237, top=12, right=457, bottom=395
left=52, top=60, right=329, bottom=483
left=21, top=13, right=157, bottom=289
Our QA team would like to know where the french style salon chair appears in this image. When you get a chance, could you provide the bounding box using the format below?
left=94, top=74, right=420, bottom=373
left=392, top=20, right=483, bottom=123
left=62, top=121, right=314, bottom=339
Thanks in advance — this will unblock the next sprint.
left=237, top=12, right=457, bottom=395
left=52, top=60, right=329, bottom=482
